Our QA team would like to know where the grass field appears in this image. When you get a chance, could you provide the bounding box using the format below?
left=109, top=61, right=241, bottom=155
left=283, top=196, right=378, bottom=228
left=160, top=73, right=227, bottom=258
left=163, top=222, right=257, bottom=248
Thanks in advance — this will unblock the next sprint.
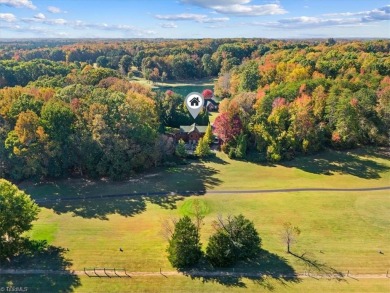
left=130, top=77, right=215, bottom=97
left=1, top=147, right=389, bottom=292
left=130, top=77, right=215, bottom=88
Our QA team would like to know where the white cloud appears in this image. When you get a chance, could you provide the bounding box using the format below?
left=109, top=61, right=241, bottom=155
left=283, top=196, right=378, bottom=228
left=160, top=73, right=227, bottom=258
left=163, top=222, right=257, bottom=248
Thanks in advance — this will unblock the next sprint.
left=71, top=21, right=156, bottom=36
left=0, top=22, right=71, bottom=37
left=250, top=5, right=390, bottom=29
left=212, top=4, right=286, bottom=16
left=52, top=18, right=66, bottom=25
left=280, top=16, right=359, bottom=27
left=202, top=17, right=229, bottom=23
left=2, top=17, right=157, bottom=37
left=0, top=13, right=17, bottom=22
left=180, top=0, right=287, bottom=16
left=0, top=0, right=36, bottom=9
left=181, top=0, right=250, bottom=7
left=155, top=13, right=229, bottom=23
left=34, top=12, right=45, bottom=19
left=47, top=6, right=61, bottom=13
left=323, top=5, right=390, bottom=20
left=0, top=23, right=44, bottom=34
left=22, top=17, right=67, bottom=25
left=160, top=22, right=178, bottom=28
left=361, top=5, right=390, bottom=22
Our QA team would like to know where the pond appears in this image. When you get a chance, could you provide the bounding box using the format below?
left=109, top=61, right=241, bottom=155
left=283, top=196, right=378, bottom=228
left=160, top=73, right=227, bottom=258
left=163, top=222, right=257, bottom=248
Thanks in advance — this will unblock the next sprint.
left=154, top=84, right=214, bottom=97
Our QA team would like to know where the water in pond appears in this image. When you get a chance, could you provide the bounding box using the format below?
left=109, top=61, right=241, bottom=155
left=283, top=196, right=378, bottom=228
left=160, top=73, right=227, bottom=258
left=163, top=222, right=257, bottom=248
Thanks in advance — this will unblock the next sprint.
left=155, top=85, right=213, bottom=97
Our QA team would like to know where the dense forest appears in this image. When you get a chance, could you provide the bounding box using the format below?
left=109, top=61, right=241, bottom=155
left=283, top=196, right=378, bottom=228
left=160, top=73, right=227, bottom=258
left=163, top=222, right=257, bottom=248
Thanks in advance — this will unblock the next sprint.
left=0, top=39, right=389, bottom=180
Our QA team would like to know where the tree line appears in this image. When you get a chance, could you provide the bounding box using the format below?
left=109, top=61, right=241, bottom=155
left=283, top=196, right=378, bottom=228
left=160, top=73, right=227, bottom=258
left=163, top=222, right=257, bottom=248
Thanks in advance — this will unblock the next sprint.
left=0, top=74, right=210, bottom=181
left=213, top=40, right=389, bottom=161
left=0, top=39, right=389, bottom=180
left=2, top=39, right=387, bottom=86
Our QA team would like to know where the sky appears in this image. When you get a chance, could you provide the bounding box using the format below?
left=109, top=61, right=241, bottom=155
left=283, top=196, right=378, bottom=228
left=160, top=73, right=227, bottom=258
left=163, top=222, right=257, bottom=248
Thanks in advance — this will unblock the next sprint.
left=0, top=0, right=389, bottom=38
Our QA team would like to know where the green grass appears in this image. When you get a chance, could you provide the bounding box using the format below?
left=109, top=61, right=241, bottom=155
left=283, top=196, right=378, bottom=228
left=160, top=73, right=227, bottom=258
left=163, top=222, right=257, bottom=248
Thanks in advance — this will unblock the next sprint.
left=19, top=147, right=390, bottom=202
left=130, top=76, right=215, bottom=88
left=130, top=77, right=215, bottom=96
left=179, top=198, right=211, bottom=217
left=26, top=211, right=58, bottom=244
left=3, top=147, right=389, bottom=292
left=17, top=190, right=389, bottom=274
left=209, top=111, right=219, bottom=123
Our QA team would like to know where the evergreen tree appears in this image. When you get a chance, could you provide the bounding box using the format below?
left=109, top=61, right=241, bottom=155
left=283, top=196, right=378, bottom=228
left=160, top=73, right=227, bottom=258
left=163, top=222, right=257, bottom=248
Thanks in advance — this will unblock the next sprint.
left=235, top=133, right=247, bottom=159
left=206, top=230, right=235, bottom=267
left=167, top=216, right=202, bottom=268
left=206, top=214, right=261, bottom=267
left=203, top=123, right=213, bottom=145
left=195, top=137, right=211, bottom=157
left=175, top=139, right=187, bottom=158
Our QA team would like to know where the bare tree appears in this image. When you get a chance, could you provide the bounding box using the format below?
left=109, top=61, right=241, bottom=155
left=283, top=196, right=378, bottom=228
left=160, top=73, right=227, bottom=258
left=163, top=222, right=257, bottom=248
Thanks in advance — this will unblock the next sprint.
left=212, top=214, right=233, bottom=233
left=211, top=214, right=244, bottom=248
left=161, top=199, right=205, bottom=242
left=160, top=216, right=177, bottom=242
left=192, top=199, right=205, bottom=233
left=281, top=222, right=301, bottom=253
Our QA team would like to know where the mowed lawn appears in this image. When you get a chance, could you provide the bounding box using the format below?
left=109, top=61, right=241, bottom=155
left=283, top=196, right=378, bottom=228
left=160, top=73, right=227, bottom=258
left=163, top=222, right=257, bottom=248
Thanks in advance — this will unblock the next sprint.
left=19, top=147, right=390, bottom=201
left=2, top=147, right=389, bottom=292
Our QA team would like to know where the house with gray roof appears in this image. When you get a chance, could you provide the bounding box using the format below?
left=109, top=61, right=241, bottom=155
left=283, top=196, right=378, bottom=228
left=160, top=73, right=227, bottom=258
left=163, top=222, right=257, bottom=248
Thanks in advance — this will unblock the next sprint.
left=175, top=123, right=208, bottom=145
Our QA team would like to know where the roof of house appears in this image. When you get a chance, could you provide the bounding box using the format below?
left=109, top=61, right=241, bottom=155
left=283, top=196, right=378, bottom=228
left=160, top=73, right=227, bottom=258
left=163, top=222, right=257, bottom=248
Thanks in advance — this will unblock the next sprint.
left=179, top=123, right=208, bottom=133
left=205, top=99, right=219, bottom=107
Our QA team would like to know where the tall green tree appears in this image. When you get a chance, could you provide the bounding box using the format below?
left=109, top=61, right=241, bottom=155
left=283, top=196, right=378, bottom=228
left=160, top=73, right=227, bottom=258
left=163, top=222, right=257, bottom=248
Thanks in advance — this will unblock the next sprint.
left=203, top=123, right=213, bottom=145
left=40, top=101, right=75, bottom=177
left=195, top=136, right=211, bottom=157
left=206, top=231, right=234, bottom=267
left=96, top=56, right=109, bottom=68
left=40, top=101, right=75, bottom=143
left=167, top=216, right=202, bottom=268
left=206, top=214, right=261, bottom=267
left=7, top=94, right=43, bottom=124
left=175, top=139, right=187, bottom=158
left=239, top=60, right=260, bottom=92
left=235, top=133, right=247, bottom=159
left=202, top=54, right=217, bottom=76
left=119, top=55, right=132, bottom=74
left=0, top=179, right=40, bottom=259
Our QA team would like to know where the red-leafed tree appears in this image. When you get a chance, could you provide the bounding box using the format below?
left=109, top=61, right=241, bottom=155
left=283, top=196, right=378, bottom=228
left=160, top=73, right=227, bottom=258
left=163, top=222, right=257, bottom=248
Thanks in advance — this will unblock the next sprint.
left=202, top=89, right=213, bottom=99
left=213, top=112, right=242, bottom=143
left=272, top=97, right=287, bottom=109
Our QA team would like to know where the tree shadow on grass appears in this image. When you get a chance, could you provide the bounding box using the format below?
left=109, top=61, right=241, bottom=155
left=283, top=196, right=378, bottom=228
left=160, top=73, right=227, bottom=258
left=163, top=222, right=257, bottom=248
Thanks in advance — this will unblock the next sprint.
left=234, top=151, right=277, bottom=167
left=290, top=251, right=345, bottom=281
left=26, top=163, right=222, bottom=220
left=201, top=153, right=230, bottom=165
left=180, top=249, right=300, bottom=291
left=361, top=147, right=390, bottom=161
left=281, top=149, right=390, bottom=179
left=0, top=239, right=80, bottom=292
